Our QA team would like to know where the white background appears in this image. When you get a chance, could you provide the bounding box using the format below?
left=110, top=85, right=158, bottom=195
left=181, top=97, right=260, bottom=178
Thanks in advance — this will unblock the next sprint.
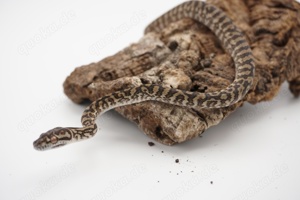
left=1, top=0, right=300, bottom=199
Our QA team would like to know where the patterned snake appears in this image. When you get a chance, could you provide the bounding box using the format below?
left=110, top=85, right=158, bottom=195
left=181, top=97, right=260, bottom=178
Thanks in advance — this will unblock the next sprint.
left=33, top=1, right=255, bottom=151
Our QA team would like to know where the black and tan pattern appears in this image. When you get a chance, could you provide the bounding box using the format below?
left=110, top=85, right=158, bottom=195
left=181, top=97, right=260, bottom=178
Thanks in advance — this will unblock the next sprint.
left=33, top=1, right=255, bottom=151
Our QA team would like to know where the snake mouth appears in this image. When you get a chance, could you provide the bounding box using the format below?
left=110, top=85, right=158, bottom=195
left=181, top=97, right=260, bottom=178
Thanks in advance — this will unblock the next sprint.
left=33, top=140, right=66, bottom=151
left=52, top=144, right=65, bottom=149
left=33, top=145, right=49, bottom=151
left=33, top=144, right=65, bottom=151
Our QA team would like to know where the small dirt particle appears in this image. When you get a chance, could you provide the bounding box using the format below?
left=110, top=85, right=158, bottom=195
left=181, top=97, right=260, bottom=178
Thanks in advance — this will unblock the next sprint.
left=148, top=142, right=155, bottom=146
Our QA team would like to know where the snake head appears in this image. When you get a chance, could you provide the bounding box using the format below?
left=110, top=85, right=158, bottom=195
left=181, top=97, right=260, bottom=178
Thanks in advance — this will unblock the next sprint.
left=33, top=127, right=72, bottom=151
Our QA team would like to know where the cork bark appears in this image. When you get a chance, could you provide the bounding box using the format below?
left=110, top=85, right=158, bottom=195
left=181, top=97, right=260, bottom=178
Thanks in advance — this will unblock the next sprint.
left=63, top=0, right=300, bottom=145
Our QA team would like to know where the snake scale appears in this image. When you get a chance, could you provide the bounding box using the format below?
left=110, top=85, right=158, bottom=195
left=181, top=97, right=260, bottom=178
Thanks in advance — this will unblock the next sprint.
left=33, top=1, right=255, bottom=151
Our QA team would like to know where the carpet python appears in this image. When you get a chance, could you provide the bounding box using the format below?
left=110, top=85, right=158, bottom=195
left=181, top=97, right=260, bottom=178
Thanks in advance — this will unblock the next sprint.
left=33, top=1, right=255, bottom=151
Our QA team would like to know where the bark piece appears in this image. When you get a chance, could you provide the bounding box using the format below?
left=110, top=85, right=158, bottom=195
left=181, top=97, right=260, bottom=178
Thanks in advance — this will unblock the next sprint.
left=63, top=0, right=300, bottom=145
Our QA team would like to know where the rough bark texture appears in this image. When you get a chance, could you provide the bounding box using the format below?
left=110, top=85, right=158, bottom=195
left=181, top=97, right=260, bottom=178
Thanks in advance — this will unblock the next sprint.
left=63, top=0, right=300, bottom=145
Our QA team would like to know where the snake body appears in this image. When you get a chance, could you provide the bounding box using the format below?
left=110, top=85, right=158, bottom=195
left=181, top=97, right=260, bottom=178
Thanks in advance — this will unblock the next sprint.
left=33, top=1, right=255, bottom=151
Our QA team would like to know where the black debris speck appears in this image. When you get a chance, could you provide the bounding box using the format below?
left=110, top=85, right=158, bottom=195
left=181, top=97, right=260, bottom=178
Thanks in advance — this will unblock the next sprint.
left=175, top=159, right=179, bottom=163
left=210, top=181, right=213, bottom=184
left=168, top=41, right=179, bottom=51
left=148, top=142, right=155, bottom=146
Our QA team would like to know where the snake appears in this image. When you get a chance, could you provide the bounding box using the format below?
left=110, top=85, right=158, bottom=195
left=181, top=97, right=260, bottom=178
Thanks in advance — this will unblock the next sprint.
left=33, top=1, right=255, bottom=151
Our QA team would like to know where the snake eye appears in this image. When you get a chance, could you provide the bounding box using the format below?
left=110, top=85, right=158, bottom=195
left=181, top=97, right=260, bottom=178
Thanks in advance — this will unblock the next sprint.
left=50, top=136, right=58, bottom=144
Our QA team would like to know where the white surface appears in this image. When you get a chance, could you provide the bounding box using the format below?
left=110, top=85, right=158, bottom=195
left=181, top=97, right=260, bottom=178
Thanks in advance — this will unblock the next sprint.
left=1, top=0, right=300, bottom=199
